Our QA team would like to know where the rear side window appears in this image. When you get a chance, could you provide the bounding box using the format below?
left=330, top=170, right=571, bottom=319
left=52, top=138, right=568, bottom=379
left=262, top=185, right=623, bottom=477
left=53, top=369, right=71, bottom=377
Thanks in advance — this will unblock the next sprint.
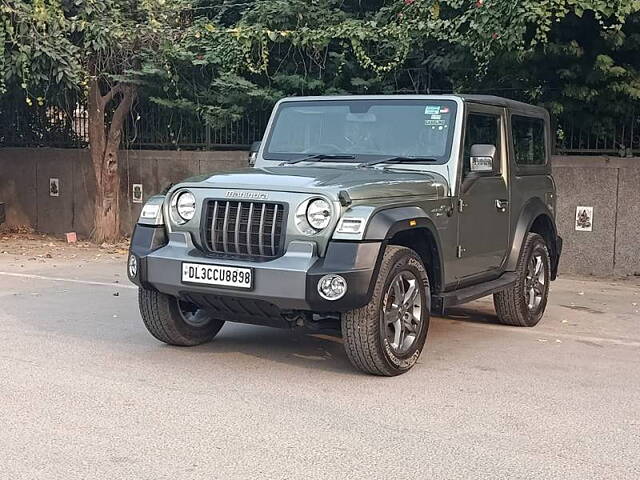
left=512, top=116, right=546, bottom=165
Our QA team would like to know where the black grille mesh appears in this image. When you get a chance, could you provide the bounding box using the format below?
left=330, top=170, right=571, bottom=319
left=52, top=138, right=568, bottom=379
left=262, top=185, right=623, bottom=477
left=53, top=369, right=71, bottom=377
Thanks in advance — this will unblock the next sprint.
left=204, top=200, right=285, bottom=257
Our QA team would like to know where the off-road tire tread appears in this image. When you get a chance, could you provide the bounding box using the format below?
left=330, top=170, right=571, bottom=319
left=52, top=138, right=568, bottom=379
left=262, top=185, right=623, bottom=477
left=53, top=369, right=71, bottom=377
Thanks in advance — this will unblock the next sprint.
left=493, top=233, right=549, bottom=327
left=138, top=288, right=224, bottom=346
left=342, top=246, right=428, bottom=376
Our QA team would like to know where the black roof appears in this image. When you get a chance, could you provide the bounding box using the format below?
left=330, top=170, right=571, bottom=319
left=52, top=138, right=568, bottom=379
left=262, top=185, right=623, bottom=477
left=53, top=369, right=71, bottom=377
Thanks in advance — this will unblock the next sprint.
left=459, top=95, right=548, bottom=117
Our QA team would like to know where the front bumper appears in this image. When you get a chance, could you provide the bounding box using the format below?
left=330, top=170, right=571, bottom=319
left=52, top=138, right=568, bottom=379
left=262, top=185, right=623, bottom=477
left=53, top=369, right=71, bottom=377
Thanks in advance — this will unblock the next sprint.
left=128, top=224, right=382, bottom=314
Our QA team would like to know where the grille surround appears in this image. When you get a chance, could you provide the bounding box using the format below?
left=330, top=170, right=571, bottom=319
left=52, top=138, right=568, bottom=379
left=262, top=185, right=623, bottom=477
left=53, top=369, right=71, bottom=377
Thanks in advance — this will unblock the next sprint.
left=201, top=199, right=287, bottom=259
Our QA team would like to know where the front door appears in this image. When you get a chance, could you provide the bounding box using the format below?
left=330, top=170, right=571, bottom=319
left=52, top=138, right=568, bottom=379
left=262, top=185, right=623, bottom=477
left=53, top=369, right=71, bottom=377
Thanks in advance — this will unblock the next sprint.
left=455, top=105, right=510, bottom=281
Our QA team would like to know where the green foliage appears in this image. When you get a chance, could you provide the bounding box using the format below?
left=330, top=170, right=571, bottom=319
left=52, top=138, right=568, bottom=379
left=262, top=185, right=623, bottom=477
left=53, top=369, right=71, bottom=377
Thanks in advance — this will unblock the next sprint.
left=3, top=0, right=640, bottom=137
left=0, top=0, right=187, bottom=100
left=137, top=0, right=640, bottom=133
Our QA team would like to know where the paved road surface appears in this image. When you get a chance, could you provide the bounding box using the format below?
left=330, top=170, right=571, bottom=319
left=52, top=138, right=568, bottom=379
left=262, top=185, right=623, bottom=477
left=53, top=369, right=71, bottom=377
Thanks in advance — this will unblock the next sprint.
left=0, top=248, right=638, bottom=479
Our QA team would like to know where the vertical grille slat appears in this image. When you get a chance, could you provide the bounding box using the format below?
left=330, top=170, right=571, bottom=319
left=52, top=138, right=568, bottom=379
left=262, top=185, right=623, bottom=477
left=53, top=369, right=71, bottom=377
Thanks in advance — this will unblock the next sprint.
left=270, top=204, right=278, bottom=256
left=246, top=203, right=254, bottom=256
left=222, top=201, right=230, bottom=253
left=258, top=203, right=266, bottom=256
left=210, top=201, right=219, bottom=249
left=234, top=201, right=242, bottom=254
left=204, top=199, right=285, bottom=259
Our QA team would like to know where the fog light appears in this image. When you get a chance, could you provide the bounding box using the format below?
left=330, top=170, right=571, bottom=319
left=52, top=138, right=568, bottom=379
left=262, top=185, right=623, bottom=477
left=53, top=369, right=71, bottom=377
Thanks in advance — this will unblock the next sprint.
left=317, top=274, right=347, bottom=301
left=128, top=255, right=138, bottom=278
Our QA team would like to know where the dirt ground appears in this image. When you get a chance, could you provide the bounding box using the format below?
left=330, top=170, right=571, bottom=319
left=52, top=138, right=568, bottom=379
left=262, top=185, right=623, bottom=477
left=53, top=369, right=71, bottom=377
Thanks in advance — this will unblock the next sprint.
left=0, top=231, right=129, bottom=262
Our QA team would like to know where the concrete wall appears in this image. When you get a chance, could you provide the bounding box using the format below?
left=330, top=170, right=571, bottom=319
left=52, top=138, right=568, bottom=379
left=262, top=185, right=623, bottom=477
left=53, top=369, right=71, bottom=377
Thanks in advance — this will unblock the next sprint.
left=0, top=148, right=638, bottom=276
left=0, top=148, right=247, bottom=237
left=552, top=156, right=640, bottom=277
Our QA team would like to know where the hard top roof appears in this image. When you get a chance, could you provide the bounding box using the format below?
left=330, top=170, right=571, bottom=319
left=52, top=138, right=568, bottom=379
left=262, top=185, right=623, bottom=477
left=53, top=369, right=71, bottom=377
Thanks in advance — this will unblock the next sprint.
left=458, top=94, right=547, bottom=116
left=278, top=94, right=547, bottom=117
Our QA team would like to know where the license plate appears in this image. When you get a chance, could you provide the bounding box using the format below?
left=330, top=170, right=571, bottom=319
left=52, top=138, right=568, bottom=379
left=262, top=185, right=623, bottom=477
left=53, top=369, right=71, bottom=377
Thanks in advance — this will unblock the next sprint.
left=181, top=263, right=253, bottom=289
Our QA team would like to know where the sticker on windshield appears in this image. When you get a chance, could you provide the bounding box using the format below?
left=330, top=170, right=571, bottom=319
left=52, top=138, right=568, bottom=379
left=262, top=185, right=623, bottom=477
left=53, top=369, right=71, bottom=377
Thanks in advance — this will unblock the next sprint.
left=424, top=106, right=441, bottom=115
left=425, top=119, right=447, bottom=127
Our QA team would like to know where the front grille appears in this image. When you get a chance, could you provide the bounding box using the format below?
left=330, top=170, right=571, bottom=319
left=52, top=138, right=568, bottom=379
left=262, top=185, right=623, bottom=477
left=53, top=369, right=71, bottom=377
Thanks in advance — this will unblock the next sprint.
left=204, top=200, right=286, bottom=258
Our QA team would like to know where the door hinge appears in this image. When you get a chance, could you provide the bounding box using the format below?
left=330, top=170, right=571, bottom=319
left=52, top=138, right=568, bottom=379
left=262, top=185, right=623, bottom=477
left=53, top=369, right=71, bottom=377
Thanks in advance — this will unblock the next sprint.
left=456, top=245, right=466, bottom=258
left=458, top=199, right=467, bottom=213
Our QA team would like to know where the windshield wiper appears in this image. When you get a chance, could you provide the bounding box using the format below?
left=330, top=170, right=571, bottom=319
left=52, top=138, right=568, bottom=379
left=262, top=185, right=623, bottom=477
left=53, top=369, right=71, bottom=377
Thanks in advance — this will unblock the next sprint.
left=358, top=156, right=439, bottom=168
left=284, top=154, right=357, bottom=165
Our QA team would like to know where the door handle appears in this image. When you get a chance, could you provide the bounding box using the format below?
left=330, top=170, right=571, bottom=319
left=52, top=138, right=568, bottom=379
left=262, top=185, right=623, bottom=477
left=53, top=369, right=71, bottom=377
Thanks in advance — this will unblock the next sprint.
left=495, top=199, right=509, bottom=212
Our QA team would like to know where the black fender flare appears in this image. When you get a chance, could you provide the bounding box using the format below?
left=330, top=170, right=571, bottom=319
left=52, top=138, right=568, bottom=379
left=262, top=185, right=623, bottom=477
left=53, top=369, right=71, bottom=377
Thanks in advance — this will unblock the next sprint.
left=363, top=206, right=445, bottom=291
left=506, top=198, right=560, bottom=277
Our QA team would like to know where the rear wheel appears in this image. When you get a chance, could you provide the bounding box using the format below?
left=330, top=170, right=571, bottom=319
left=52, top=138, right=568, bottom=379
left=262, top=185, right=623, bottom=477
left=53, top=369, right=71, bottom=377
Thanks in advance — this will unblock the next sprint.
left=342, top=246, right=430, bottom=376
left=138, top=288, right=225, bottom=346
left=493, top=233, right=550, bottom=327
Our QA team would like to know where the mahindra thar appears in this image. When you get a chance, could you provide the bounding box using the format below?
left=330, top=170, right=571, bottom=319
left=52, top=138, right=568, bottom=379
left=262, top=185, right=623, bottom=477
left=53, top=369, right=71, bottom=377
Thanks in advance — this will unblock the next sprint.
left=128, top=95, right=562, bottom=376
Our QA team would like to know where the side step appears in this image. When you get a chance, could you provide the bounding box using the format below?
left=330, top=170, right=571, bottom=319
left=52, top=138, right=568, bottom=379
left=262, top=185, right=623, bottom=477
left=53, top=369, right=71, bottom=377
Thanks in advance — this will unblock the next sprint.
left=431, top=273, right=517, bottom=315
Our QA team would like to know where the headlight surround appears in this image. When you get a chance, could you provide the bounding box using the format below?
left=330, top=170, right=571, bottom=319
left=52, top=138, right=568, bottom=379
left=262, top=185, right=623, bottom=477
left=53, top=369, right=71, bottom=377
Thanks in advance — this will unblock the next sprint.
left=295, top=197, right=333, bottom=235
left=306, top=199, right=331, bottom=230
left=170, top=190, right=196, bottom=224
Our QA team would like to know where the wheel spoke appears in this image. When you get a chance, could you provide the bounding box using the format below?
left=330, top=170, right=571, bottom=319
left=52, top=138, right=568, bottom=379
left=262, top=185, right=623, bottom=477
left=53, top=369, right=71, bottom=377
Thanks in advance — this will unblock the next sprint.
left=403, top=279, right=419, bottom=308
left=397, top=324, right=406, bottom=350
left=392, top=319, right=402, bottom=348
left=528, top=287, right=536, bottom=309
left=392, top=277, right=405, bottom=308
left=534, top=256, right=543, bottom=275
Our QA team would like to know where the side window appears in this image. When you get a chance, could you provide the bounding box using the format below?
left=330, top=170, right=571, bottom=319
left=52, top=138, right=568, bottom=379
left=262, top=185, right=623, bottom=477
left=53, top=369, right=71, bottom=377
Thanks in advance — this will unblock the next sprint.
left=512, top=115, right=546, bottom=166
left=463, top=113, right=500, bottom=174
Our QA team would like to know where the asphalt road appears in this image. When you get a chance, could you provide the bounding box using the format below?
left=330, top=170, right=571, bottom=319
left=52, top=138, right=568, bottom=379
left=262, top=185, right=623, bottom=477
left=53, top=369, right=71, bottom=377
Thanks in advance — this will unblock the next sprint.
left=0, top=248, right=639, bottom=479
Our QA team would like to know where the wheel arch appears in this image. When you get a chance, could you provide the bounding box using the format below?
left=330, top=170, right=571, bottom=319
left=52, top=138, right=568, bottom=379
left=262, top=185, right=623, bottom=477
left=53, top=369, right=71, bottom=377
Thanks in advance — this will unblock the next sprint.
left=364, top=206, right=445, bottom=293
left=507, top=198, right=560, bottom=279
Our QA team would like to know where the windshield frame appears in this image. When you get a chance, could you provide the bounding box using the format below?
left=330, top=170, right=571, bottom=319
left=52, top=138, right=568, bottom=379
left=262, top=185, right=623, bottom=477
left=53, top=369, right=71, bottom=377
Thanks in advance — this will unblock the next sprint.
left=262, top=98, right=459, bottom=165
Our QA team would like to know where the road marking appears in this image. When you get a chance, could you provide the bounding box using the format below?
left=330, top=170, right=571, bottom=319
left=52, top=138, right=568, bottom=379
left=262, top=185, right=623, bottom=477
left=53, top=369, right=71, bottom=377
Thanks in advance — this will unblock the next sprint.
left=0, top=271, right=137, bottom=290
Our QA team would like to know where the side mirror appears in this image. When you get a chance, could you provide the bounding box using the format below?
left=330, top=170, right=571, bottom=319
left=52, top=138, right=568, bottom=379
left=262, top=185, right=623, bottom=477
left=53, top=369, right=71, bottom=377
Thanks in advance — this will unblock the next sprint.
left=469, top=144, right=496, bottom=173
left=248, top=141, right=261, bottom=166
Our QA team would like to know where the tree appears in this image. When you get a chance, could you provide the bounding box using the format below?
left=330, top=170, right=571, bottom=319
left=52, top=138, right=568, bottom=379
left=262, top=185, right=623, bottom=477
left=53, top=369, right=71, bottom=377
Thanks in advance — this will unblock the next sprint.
left=0, top=0, right=186, bottom=242
left=145, top=0, right=640, bottom=136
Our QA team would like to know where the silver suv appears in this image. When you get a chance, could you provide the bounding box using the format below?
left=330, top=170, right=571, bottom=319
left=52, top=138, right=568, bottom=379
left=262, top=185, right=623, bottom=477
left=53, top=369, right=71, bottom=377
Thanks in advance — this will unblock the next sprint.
left=128, top=95, right=562, bottom=376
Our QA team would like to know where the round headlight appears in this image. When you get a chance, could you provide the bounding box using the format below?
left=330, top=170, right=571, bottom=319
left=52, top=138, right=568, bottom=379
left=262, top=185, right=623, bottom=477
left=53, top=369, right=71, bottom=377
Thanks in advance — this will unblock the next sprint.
left=306, top=199, right=331, bottom=230
left=175, top=191, right=196, bottom=222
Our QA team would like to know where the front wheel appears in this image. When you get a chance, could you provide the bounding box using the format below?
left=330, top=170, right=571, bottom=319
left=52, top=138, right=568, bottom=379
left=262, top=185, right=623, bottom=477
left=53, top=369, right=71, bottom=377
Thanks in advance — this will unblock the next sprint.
left=342, top=246, right=430, bottom=376
left=493, top=233, right=551, bottom=327
left=138, top=288, right=225, bottom=346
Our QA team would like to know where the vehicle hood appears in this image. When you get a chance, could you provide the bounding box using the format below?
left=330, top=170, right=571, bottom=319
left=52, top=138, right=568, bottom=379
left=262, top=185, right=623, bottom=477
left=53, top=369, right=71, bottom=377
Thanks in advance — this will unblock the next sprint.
left=182, top=165, right=449, bottom=200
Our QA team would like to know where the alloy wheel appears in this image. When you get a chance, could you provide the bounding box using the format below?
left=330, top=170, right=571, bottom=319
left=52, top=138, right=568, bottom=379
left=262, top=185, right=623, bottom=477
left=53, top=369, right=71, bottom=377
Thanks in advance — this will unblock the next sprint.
left=382, top=271, right=423, bottom=355
left=524, top=254, right=546, bottom=312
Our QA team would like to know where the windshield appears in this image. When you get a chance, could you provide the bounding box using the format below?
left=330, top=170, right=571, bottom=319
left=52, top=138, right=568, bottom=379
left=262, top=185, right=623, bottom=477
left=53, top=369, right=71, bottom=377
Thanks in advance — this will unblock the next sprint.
left=263, top=99, right=457, bottom=164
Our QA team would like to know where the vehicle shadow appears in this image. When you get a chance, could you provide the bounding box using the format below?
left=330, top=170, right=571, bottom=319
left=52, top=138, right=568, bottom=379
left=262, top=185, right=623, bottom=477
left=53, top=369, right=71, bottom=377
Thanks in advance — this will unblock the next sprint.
left=439, top=300, right=502, bottom=326
left=181, top=322, right=359, bottom=375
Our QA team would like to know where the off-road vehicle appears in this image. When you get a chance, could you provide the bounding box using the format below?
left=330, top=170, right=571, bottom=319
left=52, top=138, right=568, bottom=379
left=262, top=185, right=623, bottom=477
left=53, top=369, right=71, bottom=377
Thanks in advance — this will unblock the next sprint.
left=128, top=95, right=562, bottom=376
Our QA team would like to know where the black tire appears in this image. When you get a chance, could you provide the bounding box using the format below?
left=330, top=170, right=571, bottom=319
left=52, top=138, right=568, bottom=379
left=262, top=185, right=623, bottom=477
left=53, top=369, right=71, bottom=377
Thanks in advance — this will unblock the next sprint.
left=138, top=288, right=225, bottom=346
left=493, top=233, right=551, bottom=327
left=342, top=246, right=430, bottom=376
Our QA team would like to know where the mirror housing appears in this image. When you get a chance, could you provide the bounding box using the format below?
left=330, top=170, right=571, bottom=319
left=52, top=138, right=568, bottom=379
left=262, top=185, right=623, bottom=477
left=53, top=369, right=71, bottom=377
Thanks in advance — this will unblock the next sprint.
left=248, top=141, right=261, bottom=166
left=469, top=144, right=496, bottom=173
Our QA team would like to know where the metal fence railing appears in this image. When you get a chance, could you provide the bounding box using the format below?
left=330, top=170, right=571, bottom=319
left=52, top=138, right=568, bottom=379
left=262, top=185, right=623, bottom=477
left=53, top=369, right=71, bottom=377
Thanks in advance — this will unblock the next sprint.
left=0, top=98, right=270, bottom=150
left=556, top=116, right=640, bottom=156
left=1, top=95, right=639, bottom=156
left=123, top=101, right=270, bottom=150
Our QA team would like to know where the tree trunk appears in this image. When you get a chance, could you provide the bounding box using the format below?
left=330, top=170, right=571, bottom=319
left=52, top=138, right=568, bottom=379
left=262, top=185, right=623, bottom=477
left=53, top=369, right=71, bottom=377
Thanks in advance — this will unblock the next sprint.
left=87, top=79, right=136, bottom=243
